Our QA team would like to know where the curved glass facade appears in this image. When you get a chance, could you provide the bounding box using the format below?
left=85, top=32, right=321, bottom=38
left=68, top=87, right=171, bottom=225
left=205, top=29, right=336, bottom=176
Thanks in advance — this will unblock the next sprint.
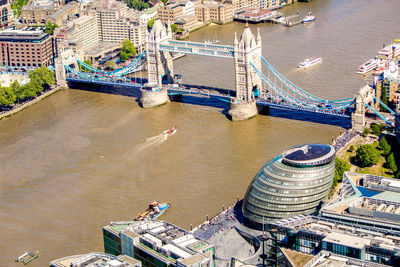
left=242, top=144, right=335, bottom=230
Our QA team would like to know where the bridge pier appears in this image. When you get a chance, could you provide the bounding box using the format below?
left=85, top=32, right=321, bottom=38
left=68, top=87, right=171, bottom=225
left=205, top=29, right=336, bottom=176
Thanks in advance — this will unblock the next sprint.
left=228, top=99, right=258, bottom=121
left=140, top=85, right=170, bottom=108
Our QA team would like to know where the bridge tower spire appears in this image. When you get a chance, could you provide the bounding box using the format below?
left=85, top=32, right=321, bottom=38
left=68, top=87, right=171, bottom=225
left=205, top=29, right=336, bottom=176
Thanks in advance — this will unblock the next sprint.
left=145, top=19, right=173, bottom=87
left=229, top=25, right=262, bottom=121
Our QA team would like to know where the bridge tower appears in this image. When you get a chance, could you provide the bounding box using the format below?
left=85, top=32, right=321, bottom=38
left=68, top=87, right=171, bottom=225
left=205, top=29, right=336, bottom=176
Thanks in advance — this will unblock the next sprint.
left=351, top=84, right=375, bottom=131
left=140, top=20, right=173, bottom=108
left=145, top=19, right=174, bottom=87
left=54, top=49, right=78, bottom=89
left=229, top=25, right=262, bottom=121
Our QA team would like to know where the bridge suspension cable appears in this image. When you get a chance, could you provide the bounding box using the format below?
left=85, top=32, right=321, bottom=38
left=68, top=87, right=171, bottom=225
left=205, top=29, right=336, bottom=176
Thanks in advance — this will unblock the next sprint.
left=260, top=56, right=354, bottom=104
left=76, top=51, right=146, bottom=77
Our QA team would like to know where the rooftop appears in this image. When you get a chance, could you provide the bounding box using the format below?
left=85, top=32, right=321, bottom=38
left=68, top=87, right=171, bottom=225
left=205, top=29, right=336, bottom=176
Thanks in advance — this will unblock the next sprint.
left=50, top=252, right=140, bottom=267
left=282, top=144, right=335, bottom=166
left=323, top=232, right=370, bottom=249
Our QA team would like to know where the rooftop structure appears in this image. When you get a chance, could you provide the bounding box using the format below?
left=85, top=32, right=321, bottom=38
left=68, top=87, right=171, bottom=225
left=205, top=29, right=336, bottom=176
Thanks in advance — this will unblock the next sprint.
left=321, top=172, right=400, bottom=233
left=103, top=220, right=215, bottom=267
left=242, top=144, right=335, bottom=229
left=49, top=252, right=141, bottom=267
left=269, top=215, right=400, bottom=265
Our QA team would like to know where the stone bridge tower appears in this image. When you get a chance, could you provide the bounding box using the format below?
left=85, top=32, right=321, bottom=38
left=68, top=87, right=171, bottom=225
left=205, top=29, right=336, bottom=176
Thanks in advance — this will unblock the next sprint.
left=351, top=84, right=375, bottom=131
left=145, top=19, right=174, bottom=87
left=229, top=25, right=262, bottom=121
left=54, top=49, right=78, bottom=89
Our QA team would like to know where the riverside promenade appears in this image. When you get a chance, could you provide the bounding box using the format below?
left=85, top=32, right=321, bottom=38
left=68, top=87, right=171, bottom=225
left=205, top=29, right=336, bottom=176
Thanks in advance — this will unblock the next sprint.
left=0, top=86, right=61, bottom=120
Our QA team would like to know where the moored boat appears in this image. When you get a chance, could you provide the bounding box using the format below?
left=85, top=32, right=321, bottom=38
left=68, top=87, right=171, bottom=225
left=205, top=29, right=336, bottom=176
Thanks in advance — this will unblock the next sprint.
left=302, top=12, right=316, bottom=23
left=135, top=201, right=170, bottom=221
left=356, top=59, right=378, bottom=75
left=297, top=57, right=322, bottom=68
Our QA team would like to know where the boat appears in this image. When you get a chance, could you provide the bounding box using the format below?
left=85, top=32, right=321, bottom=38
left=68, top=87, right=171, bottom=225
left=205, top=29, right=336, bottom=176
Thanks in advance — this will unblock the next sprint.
left=297, top=57, right=322, bottom=68
left=15, top=251, right=39, bottom=265
left=135, top=201, right=170, bottom=221
left=356, top=59, right=378, bottom=74
left=163, top=126, right=177, bottom=137
left=302, top=12, right=316, bottom=23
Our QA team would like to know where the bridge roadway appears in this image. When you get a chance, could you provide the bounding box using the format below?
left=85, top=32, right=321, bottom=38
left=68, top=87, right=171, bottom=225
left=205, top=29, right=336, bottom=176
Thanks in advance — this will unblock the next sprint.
left=159, top=40, right=234, bottom=58
left=65, top=75, right=352, bottom=118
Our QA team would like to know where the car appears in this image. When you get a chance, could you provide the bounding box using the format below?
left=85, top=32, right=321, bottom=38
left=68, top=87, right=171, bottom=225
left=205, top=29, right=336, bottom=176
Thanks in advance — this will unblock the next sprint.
left=131, top=81, right=136, bottom=84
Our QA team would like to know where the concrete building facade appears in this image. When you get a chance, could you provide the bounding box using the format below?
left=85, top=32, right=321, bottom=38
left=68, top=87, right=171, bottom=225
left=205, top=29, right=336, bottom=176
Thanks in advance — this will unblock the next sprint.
left=195, top=1, right=233, bottom=24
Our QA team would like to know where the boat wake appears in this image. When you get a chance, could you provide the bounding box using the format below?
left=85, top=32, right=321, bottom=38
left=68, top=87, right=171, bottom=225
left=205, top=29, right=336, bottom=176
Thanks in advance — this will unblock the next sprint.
left=134, top=134, right=167, bottom=154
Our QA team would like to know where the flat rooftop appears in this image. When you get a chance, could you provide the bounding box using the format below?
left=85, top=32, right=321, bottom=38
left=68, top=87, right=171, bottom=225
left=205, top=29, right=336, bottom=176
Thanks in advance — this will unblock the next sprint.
left=323, top=232, right=370, bottom=249
left=50, top=252, right=139, bottom=267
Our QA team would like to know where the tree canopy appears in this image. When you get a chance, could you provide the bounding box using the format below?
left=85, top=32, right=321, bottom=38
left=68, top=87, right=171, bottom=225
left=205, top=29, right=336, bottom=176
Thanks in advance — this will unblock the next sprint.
left=355, top=144, right=380, bottom=167
left=379, top=137, right=391, bottom=156
left=12, top=0, right=29, bottom=17
left=0, top=67, right=55, bottom=109
left=332, top=157, right=350, bottom=189
left=120, top=39, right=137, bottom=62
left=106, top=60, right=117, bottom=70
left=147, top=18, right=155, bottom=30
left=387, top=153, right=398, bottom=175
left=45, top=22, right=58, bottom=35
left=124, top=0, right=149, bottom=11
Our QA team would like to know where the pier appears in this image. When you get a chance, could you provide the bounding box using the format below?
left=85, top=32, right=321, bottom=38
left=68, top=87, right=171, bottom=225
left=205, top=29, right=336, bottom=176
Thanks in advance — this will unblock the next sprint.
left=269, top=14, right=303, bottom=27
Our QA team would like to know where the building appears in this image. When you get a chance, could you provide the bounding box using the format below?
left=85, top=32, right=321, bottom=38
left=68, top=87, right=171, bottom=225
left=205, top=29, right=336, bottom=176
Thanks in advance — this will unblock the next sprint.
left=0, top=0, right=12, bottom=28
left=396, top=112, right=400, bottom=144
left=242, top=144, right=335, bottom=229
left=21, top=0, right=57, bottom=24
left=321, top=172, right=400, bottom=233
left=86, top=0, right=147, bottom=53
left=228, top=0, right=281, bottom=13
left=157, top=2, right=184, bottom=24
left=268, top=215, right=400, bottom=265
left=50, top=252, right=141, bottom=267
left=103, top=220, right=215, bottom=267
left=47, top=1, right=80, bottom=26
left=195, top=1, right=233, bottom=24
left=140, top=6, right=160, bottom=24
left=0, top=27, right=54, bottom=67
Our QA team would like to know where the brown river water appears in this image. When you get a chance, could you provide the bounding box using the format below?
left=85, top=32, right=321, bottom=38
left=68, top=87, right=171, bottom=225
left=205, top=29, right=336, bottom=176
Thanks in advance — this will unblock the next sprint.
left=1, top=0, right=400, bottom=266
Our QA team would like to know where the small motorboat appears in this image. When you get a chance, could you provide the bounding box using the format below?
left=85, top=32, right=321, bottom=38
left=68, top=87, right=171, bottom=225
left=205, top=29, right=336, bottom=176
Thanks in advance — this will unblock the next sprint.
left=15, top=251, right=39, bottom=265
left=163, top=126, right=177, bottom=136
left=135, top=201, right=170, bottom=221
left=303, top=12, right=316, bottom=23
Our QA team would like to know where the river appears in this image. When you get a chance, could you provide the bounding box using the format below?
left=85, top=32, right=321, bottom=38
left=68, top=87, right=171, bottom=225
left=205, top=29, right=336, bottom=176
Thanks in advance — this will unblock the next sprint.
left=1, top=0, right=400, bottom=266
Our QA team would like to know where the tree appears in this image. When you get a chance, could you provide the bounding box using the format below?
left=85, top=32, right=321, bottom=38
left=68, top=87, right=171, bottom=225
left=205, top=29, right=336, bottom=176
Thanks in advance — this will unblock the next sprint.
left=45, top=22, right=58, bottom=35
left=334, top=157, right=350, bottom=184
left=161, top=0, right=168, bottom=4
left=348, top=145, right=355, bottom=152
left=380, top=80, right=388, bottom=111
left=29, top=66, right=55, bottom=89
left=171, top=24, right=178, bottom=33
left=371, top=123, right=384, bottom=136
left=12, top=0, right=29, bottom=17
left=120, top=51, right=129, bottom=62
left=379, top=137, right=391, bottom=156
left=106, top=60, right=117, bottom=70
left=0, top=86, right=16, bottom=107
left=363, top=127, right=370, bottom=137
left=355, top=144, right=380, bottom=167
left=147, top=18, right=155, bottom=30
left=123, top=0, right=149, bottom=11
left=387, top=153, right=398, bottom=175
left=120, top=39, right=136, bottom=61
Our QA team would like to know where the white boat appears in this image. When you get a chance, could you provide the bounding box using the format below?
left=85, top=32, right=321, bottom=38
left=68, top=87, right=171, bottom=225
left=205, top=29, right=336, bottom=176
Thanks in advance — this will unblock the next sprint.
left=163, top=126, right=177, bottom=137
left=302, top=12, right=316, bottom=23
left=297, top=57, right=322, bottom=68
left=356, top=59, right=378, bottom=75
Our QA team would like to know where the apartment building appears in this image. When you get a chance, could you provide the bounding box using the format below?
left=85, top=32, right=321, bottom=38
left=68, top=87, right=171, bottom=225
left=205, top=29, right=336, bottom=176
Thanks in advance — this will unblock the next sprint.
left=87, top=0, right=146, bottom=52
left=0, top=27, right=54, bottom=67
left=228, top=0, right=281, bottom=13
left=0, top=0, right=12, bottom=28
left=47, top=1, right=80, bottom=25
left=195, top=1, right=233, bottom=23
left=21, top=1, right=56, bottom=24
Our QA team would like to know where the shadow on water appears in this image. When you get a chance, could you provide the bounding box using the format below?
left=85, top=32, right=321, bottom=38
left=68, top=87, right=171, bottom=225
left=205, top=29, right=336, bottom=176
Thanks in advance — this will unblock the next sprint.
left=68, top=81, right=142, bottom=98
left=68, top=81, right=350, bottom=128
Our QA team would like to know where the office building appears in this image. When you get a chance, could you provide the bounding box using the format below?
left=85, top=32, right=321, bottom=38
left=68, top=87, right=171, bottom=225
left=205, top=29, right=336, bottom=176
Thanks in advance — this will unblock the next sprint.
left=0, top=27, right=54, bottom=67
left=103, top=220, right=215, bottom=267
left=195, top=1, right=233, bottom=24
left=50, top=252, right=141, bottom=267
left=242, top=144, right=335, bottom=229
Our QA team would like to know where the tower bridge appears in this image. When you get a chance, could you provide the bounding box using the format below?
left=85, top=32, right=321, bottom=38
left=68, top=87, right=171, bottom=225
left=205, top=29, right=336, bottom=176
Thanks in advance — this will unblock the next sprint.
left=51, top=19, right=389, bottom=130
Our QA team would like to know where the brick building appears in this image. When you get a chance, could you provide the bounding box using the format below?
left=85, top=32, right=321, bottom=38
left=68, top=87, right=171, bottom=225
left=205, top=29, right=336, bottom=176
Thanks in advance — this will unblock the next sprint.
left=0, top=27, right=54, bottom=67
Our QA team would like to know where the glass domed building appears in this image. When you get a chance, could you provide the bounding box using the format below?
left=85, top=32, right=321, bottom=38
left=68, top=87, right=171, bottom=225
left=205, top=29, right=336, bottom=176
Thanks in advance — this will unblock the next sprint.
left=242, top=144, right=335, bottom=230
